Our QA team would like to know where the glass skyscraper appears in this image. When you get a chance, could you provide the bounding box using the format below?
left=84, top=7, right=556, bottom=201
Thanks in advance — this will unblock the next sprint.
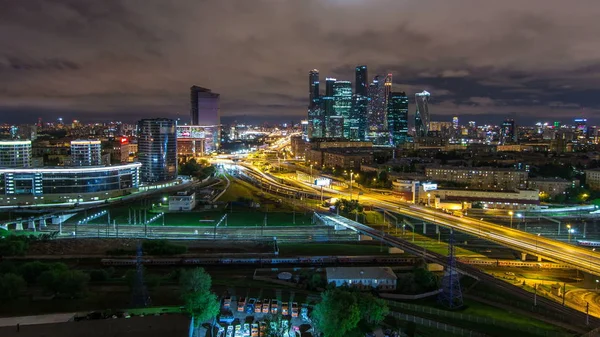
left=367, top=75, right=388, bottom=144
left=332, top=80, right=352, bottom=138
left=190, top=86, right=220, bottom=126
left=415, top=90, right=431, bottom=138
left=387, top=92, right=409, bottom=146
left=137, top=118, right=177, bottom=183
left=308, top=69, right=323, bottom=139
left=322, top=77, right=336, bottom=137
left=355, top=65, right=368, bottom=96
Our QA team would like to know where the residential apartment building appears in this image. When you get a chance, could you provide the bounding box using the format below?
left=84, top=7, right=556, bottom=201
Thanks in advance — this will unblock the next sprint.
left=425, top=166, right=528, bottom=190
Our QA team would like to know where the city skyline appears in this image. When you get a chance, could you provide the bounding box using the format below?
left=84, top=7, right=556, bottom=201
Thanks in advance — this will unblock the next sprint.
left=1, top=1, right=600, bottom=126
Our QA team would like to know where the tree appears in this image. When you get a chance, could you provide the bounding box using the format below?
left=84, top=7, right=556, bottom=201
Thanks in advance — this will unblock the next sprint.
left=312, top=288, right=361, bottom=337
left=38, top=269, right=89, bottom=297
left=0, top=273, right=26, bottom=301
left=355, top=292, right=389, bottom=325
left=180, top=268, right=220, bottom=336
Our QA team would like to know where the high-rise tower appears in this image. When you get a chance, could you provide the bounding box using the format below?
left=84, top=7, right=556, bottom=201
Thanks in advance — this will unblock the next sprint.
left=70, top=140, right=102, bottom=166
left=333, top=80, right=353, bottom=138
left=367, top=75, right=388, bottom=143
left=355, top=65, right=368, bottom=96
left=190, top=86, right=220, bottom=126
left=387, top=92, right=409, bottom=146
left=322, top=78, right=337, bottom=137
left=415, top=90, right=431, bottom=138
left=137, top=118, right=177, bottom=183
left=308, top=70, right=323, bottom=139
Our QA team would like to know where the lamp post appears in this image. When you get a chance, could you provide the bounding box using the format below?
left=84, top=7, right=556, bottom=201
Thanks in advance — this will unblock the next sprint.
left=567, top=224, right=572, bottom=243
left=427, top=193, right=431, bottom=207
left=508, top=211, right=514, bottom=229
left=536, top=233, right=541, bottom=255
left=350, top=172, right=355, bottom=201
left=310, top=164, right=313, bottom=181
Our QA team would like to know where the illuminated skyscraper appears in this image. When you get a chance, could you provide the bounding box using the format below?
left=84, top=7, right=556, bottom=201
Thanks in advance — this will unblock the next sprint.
left=355, top=65, right=368, bottom=96
left=322, top=78, right=336, bottom=137
left=328, top=116, right=344, bottom=138
left=350, top=94, right=368, bottom=141
left=414, top=90, right=431, bottom=138
left=384, top=74, right=393, bottom=129
left=138, top=118, right=177, bottom=183
left=452, top=117, right=459, bottom=129
left=307, top=69, right=323, bottom=139
left=0, top=140, right=32, bottom=168
left=367, top=75, right=387, bottom=142
left=501, top=119, right=517, bottom=144
left=387, top=92, right=409, bottom=146
left=333, top=80, right=353, bottom=138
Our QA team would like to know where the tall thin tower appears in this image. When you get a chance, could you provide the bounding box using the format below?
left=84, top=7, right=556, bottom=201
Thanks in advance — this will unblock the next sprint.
left=383, top=74, right=393, bottom=131
left=415, top=90, right=431, bottom=138
left=438, top=229, right=464, bottom=309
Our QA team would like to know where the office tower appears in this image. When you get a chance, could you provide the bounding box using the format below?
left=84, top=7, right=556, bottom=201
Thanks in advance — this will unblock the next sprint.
left=301, top=120, right=309, bottom=140
left=0, top=140, right=32, bottom=168
left=355, top=65, right=368, bottom=96
left=350, top=94, right=368, bottom=141
left=387, top=92, right=409, bottom=146
left=322, top=78, right=336, bottom=137
left=367, top=75, right=389, bottom=144
left=384, top=74, right=393, bottom=128
left=70, top=140, right=102, bottom=166
left=309, top=69, right=320, bottom=105
left=501, top=119, right=517, bottom=144
left=190, top=86, right=220, bottom=126
left=137, top=118, right=177, bottom=183
left=452, top=117, right=459, bottom=129
left=307, top=70, right=323, bottom=139
left=328, top=116, right=344, bottom=138
left=575, top=118, right=588, bottom=137
left=333, top=80, right=353, bottom=138
left=414, top=90, right=431, bottom=138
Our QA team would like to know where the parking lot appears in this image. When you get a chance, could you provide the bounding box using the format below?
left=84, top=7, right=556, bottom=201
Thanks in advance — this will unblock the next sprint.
left=215, top=288, right=316, bottom=337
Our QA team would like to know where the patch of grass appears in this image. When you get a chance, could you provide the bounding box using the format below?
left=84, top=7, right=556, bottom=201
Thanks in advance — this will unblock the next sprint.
left=219, top=177, right=260, bottom=203
left=363, top=211, right=383, bottom=225
left=278, top=243, right=391, bottom=256
left=460, top=299, right=558, bottom=331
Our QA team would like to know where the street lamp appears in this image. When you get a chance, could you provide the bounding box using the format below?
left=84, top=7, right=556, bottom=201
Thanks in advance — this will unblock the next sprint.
left=508, top=211, right=514, bottom=229
left=567, top=224, right=572, bottom=243
left=427, top=193, right=431, bottom=207
left=350, top=172, right=355, bottom=200
left=310, top=164, right=313, bottom=180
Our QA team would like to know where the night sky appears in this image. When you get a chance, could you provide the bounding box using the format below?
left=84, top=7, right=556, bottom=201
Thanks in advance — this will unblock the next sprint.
left=1, top=0, right=600, bottom=126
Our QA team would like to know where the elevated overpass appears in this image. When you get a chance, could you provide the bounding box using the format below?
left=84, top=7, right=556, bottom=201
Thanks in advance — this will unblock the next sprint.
left=314, top=212, right=599, bottom=328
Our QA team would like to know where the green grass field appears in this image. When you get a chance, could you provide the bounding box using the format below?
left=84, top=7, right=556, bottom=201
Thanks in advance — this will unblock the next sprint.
left=70, top=206, right=313, bottom=227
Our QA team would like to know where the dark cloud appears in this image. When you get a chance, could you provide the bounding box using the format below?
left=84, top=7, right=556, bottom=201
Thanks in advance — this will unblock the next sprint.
left=0, top=0, right=599, bottom=125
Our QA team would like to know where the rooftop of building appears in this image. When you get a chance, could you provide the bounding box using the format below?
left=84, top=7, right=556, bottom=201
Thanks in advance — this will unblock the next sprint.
left=172, top=190, right=195, bottom=196
left=529, top=177, right=574, bottom=182
left=0, top=314, right=189, bottom=337
left=425, top=165, right=527, bottom=172
left=326, top=266, right=397, bottom=280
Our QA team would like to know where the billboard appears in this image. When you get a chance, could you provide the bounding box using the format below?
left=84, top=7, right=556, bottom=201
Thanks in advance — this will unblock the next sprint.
left=422, top=183, right=438, bottom=191
left=314, top=178, right=331, bottom=187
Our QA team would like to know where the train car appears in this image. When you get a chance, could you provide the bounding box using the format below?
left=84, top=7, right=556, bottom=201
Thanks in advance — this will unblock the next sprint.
left=577, top=240, right=600, bottom=247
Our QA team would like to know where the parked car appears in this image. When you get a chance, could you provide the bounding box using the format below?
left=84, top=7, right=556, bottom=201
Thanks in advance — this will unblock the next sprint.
left=245, top=298, right=257, bottom=314
left=262, top=299, right=270, bottom=313
left=291, top=302, right=298, bottom=318
left=270, top=300, right=279, bottom=314
left=255, top=299, right=263, bottom=313
left=243, top=323, right=250, bottom=337
left=259, top=322, right=266, bottom=337
left=251, top=324, right=259, bottom=337
left=223, top=296, right=232, bottom=309
left=237, top=297, right=246, bottom=312
left=226, top=326, right=234, bottom=337
left=218, top=309, right=234, bottom=324
left=281, top=302, right=289, bottom=316
left=234, top=324, right=242, bottom=337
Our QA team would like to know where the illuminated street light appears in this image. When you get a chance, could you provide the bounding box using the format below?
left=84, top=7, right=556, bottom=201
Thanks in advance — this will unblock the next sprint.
left=427, top=193, right=431, bottom=207
left=567, top=224, right=572, bottom=243
left=508, top=211, right=514, bottom=229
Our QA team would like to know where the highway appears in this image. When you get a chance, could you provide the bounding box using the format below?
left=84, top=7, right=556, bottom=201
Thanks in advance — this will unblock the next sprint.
left=238, top=162, right=600, bottom=277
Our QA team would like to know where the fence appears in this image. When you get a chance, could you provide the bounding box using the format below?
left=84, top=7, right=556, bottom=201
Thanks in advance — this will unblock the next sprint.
left=386, top=301, right=573, bottom=337
left=389, top=311, right=487, bottom=337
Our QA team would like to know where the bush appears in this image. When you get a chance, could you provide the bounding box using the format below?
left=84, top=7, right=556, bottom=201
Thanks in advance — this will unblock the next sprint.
left=142, top=239, right=187, bottom=256
left=38, top=269, right=89, bottom=297
left=19, top=261, right=52, bottom=284
left=89, top=269, right=109, bottom=282
left=0, top=273, right=26, bottom=301
left=0, top=236, right=30, bottom=256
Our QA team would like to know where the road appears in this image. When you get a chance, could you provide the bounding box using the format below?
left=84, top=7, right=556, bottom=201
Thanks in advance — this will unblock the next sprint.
left=245, top=163, right=600, bottom=277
